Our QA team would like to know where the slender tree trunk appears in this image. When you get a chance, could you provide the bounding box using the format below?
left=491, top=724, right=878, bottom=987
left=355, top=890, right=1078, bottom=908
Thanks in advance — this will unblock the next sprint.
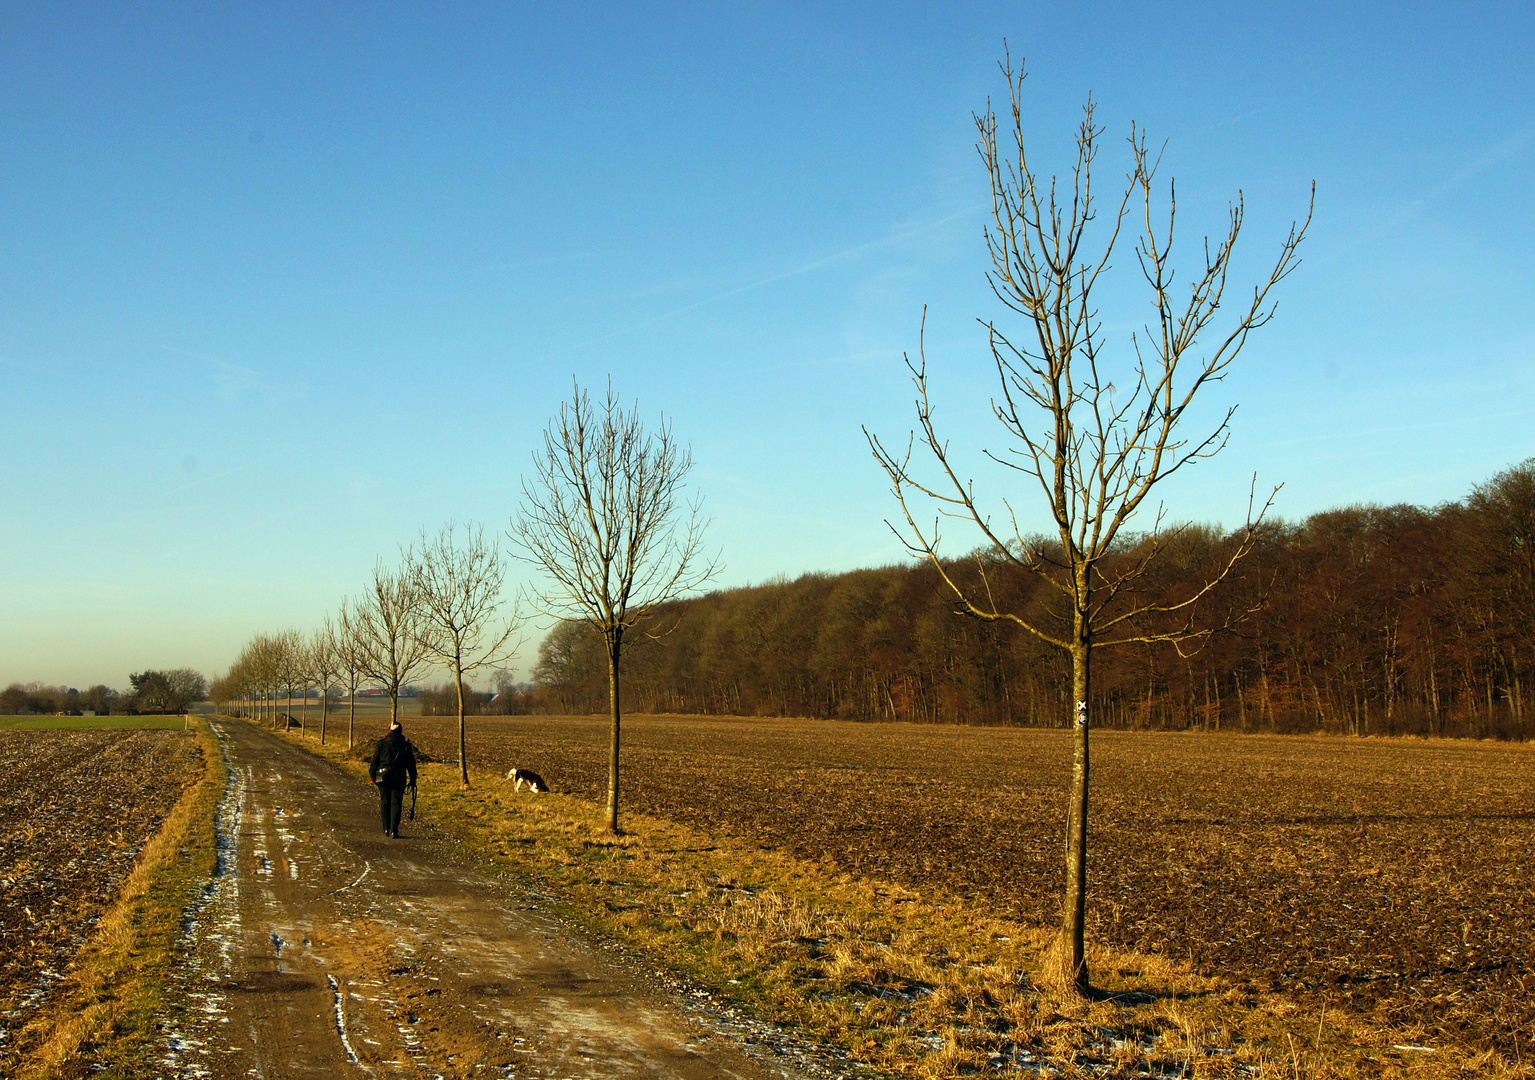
left=606, top=629, right=623, bottom=834
left=301, top=684, right=309, bottom=737
left=1059, top=600, right=1092, bottom=995
left=320, top=687, right=328, bottom=744
left=1486, top=669, right=1495, bottom=735
left=456, top=664, right=470, bottom=787
left=1429, top=655, right=1440, bottom=734
left=390, top=690, right=399, bottom=729
left=348, top=690, right=356, bottom=750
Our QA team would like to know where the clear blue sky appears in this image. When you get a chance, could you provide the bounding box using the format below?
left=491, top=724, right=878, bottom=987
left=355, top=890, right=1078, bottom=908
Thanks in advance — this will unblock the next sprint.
left=2, top=3, right=1531, bottom=690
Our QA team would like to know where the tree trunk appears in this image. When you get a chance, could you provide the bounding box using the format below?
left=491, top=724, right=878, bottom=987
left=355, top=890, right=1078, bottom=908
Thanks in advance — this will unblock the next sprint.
left=456, top=665, right=470, bottom=787
left=1059, top=606, right=1091, bottom=995
left=389, top=690, right=399, bottom=730
left=320, top=687, right=328, bottom=745
left=606, top=629, right=623, bottom=834
left=348, top=689, right=356, bottom=750
left=1428, top=655, right=1440, bottom=734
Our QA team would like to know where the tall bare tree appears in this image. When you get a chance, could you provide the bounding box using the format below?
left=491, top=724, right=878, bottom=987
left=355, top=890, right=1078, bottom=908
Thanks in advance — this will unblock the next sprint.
left=346, top=561, right=430, bottom=730
left=311, top=619, right=342, bottom=745
left=407, top=522, right=521, bottom=786
left=511, top=380, right=717, bottom=833
left=868, top=54, right=1311, bottom=994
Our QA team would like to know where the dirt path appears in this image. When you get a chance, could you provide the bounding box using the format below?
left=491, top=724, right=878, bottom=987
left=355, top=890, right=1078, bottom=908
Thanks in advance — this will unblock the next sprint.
left=160, top=718, right=839, bottom=1080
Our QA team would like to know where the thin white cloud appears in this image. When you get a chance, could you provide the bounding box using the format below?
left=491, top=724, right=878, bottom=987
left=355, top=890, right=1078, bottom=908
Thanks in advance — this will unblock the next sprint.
left=1322, top=120, right=1535, bottom=263
left=522, top=204, right=984, bottom=365
left=208, top=358, right=312, bottom=406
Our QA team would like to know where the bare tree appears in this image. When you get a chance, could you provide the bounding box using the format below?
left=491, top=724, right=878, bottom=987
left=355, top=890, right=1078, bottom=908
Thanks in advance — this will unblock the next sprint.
left=346, top=561, right=430, bottom=730
left=128, top=669, right=206, bottom=713
left=311, top=619, right=342, bottom=745
left=273, top=628, right=307, bottom=731
left=407, top=522, right=521, bottom=786
left=511, top=380, right=717, bottom=833
left=867, top=53, right=1311, bottom=994
left=335, top=599, right=368, bottom=749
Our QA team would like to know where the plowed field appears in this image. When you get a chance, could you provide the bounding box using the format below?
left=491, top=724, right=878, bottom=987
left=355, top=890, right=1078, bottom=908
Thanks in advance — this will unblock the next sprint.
left=0, top=729, right=201, bottom=1064
left=385, top=715, right=1534, bottom=1056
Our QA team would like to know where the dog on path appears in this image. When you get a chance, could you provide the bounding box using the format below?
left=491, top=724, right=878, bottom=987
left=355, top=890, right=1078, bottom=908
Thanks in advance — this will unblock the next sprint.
left=506, top=767, right=548, bottom=793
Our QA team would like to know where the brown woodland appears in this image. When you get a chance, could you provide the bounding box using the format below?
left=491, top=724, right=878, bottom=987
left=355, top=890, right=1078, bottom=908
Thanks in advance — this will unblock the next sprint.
left=532, top=460, right=1535, bottom=741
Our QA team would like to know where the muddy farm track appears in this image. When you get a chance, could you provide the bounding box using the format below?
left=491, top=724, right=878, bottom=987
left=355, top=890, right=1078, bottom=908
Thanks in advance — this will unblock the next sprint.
left=161, top=718, right=842, bottom=1079
left=0, top=728, right=200, bottom=1067
left=396, top=715, right=1535, bottom=1056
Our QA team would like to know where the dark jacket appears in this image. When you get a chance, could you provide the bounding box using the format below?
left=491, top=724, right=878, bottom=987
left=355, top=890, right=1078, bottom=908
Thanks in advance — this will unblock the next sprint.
left=368, top=729, right=418, bottom=790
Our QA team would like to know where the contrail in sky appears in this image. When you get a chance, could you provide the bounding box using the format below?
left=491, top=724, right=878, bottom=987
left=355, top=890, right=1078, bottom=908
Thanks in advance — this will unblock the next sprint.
left=1320, top=120, right=1535, bottom=264
left=525, top=204, right=984, bottom=365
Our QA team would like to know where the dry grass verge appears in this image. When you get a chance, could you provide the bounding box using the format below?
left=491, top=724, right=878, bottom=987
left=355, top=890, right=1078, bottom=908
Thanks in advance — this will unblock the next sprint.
left=14, top=717, right=222, bottom=1079
left=269, top=718, right=1530, bottom=1079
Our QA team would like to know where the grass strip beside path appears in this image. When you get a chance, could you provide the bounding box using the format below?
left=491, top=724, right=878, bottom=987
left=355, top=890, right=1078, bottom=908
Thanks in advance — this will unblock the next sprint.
left=264, top=717, right=1525, bottom=1079
left=0, top=715, right=192, bottom=731
left=15, top=717, right=223, bottom=1079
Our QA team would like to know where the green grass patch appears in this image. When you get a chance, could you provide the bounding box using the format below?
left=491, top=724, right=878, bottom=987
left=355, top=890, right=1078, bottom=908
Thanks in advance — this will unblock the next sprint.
left=0, top=715, right=191, bottom=731
left=15, top=717, right=224, bottom=1079
left=264, top=717, right=1528, bottom=1079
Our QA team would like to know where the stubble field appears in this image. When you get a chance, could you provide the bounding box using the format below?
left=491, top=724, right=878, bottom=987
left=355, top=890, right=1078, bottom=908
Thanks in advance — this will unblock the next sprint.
left=0, top=728, right=200, bottom=1066
left=389, top=714, right=1534, bottom=1057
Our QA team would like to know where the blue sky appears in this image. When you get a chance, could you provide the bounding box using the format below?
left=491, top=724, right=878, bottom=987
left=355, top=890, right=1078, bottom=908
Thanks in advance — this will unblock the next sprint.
left=2, top=3, right=1532, bottom=689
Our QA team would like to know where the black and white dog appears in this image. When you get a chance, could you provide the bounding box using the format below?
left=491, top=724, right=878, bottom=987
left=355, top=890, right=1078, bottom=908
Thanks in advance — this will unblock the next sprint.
left=506, top=767, right=549, bottom=793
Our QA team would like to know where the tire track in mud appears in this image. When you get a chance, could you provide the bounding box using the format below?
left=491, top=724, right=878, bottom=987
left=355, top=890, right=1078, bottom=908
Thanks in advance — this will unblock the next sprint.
left=159, top=719, right=844, bottom=1080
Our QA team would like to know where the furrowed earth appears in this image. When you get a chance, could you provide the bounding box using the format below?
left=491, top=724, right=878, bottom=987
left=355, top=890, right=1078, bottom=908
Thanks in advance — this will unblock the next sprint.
left=0, top=727, right=201, bottom=1067
left=370, top=714, right=1535, bottom=1059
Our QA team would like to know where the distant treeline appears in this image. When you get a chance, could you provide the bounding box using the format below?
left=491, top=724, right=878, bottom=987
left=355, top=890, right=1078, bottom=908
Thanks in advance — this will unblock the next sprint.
left=417, top=679, right=536, bottom=716
left=0, top=669, right=208, bottom=715
left=531, top=461, right=1535, bottom=740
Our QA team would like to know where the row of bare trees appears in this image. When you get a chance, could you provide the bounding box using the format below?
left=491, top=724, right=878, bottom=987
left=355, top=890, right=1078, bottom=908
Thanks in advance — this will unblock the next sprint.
left=211, top=524, right=521, bottom=782
left=216, top=47, right=1300, bottom=994
left=210, top=383, right=715, bottom=836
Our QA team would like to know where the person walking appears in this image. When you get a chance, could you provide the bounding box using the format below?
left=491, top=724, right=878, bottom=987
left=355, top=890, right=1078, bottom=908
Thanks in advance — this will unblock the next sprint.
left=368, top=719, right=418, bottom=838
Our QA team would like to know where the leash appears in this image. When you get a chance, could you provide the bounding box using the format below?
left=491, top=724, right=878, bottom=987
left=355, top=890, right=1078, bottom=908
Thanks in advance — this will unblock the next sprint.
left=408, top=781, right=417, bottom=821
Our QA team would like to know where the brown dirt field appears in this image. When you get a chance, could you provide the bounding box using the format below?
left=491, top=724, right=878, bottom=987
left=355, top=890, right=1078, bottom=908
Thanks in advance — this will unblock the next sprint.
left=380, top=715, right=1535, bottom=1057
left=0, top=729, right=201, bottom=1065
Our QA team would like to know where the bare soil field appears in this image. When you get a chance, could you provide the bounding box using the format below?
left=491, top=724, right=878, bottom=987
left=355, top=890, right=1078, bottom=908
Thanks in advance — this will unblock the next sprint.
left=0, top=728, right=201, bottom=1066
left=384, top=715, right=1535, bottom=1057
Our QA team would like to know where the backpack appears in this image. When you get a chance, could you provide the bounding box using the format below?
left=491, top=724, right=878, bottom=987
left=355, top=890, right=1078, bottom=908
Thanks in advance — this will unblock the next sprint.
left=376, top=736, right=407, bottom=785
